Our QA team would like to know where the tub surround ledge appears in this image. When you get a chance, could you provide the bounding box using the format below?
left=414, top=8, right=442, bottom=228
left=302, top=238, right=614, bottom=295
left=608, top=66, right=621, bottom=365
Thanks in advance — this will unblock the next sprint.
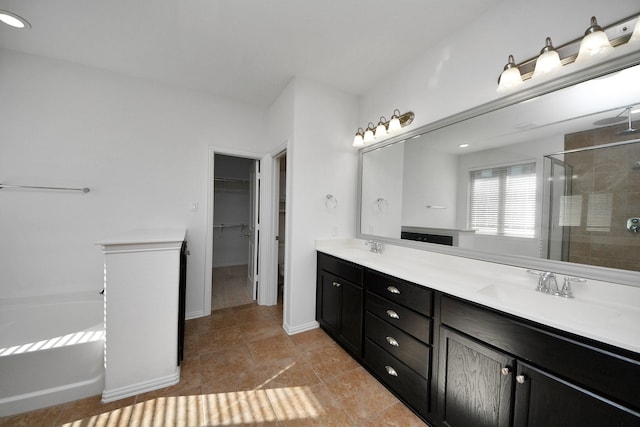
left=315, top=238, right=640, bottom=354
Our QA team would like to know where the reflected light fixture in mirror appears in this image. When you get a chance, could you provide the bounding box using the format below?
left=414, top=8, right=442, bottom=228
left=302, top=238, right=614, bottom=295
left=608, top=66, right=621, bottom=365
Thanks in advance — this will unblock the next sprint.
left=575, top=16, right=614, bottom=62
left=0, top=9, right=31, bottom=28
left=532, top=37, right=562, bottom=77
left=497, top=55, right=523, bottom=93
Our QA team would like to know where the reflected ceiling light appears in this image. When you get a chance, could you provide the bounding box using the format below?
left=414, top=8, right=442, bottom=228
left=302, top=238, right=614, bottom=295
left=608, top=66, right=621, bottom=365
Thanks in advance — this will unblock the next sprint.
left=575, top=16, right=614, bottom=63
left=459, top=144, right=469, bottom=148
left=532, top=38, right=562, bottom=77
left=0, top=10, right=31, bottom=28
left=352, top=111, right=414, bottom=148
left=497, top=55, right=523, bottom=93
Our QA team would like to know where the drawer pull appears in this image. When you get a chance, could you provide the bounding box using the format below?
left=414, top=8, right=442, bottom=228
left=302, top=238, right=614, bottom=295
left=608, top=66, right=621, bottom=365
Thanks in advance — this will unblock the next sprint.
left=386, top=286, right=400, bottom=295
left=516, top=374, right=527, bottom=384
left=501, top=367, right=511, bottom=376
left=332, top=281, right=341, bottom=288
left=386, top=309, right=400, bottom=319
left=385, top=336, right=399, bottom=347
left=385, top=365, right=398, bottom=377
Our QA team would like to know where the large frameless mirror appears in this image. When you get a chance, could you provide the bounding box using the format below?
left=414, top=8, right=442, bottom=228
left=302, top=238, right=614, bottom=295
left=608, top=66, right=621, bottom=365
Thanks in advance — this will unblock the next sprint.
left=358, top=53, right=640, bottom=286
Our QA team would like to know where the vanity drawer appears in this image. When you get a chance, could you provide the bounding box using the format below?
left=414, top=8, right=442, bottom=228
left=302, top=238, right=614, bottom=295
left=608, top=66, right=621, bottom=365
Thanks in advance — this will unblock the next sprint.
left=365, top=339, right=430, bottom=417
left=365, top=270, right=432, bottom=316
left=366, top=292, right=431, bottom=344
left=318, top=252, right=363, bottom=285
left=365, top=312, right=431, bottom=379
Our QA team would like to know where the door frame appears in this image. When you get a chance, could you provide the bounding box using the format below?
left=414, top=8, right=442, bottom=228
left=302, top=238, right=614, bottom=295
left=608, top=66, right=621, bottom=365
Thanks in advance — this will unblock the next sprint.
left=205, top=146, right=272, bottom=315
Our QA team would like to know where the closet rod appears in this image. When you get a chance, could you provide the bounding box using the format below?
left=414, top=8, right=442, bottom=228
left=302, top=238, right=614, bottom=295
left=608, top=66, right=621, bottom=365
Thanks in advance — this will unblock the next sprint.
left=0, top=184, right=90, bottom=193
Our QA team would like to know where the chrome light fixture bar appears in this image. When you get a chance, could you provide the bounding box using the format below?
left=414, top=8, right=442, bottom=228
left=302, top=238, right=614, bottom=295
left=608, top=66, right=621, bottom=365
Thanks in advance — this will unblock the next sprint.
left=353, top=110, right=415, bottom=147
left=498, top=12, right=640, bottom=92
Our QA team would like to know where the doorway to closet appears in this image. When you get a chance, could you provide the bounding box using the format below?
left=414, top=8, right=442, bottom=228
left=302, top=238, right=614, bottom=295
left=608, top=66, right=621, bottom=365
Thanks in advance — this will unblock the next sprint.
left=212, top=154, right=259, bottom=311
left=275, top=152, right=287, bottom=306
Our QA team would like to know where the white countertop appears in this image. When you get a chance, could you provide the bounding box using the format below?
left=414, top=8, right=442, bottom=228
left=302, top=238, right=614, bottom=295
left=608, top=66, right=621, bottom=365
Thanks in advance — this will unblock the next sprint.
left=316, top=238, right=640, bottom=354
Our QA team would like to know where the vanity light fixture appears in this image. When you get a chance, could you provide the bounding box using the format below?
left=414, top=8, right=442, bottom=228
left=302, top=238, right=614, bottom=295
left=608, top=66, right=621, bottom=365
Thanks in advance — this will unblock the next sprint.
left=497, top=55, right=523, bottom=92
left=497, top=12, right=639, bottom=93
left=575, top=16, right=614, bottom=62
left=0, top=9, right=31, bottom=29
left=532, top=37, right=562, bottom=77
left=352, top=110, right=415, bottom=147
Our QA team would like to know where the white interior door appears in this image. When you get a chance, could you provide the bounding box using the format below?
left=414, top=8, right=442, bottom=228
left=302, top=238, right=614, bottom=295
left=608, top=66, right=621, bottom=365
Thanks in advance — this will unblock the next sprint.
left=247, top=161, right=260, bottom=299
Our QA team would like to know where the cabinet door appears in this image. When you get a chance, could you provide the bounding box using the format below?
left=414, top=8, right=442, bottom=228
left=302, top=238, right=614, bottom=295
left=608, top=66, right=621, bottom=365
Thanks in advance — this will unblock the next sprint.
left=319, top=271, right=342, bottom=332
left=438, top=327, right=514, bottom=427
left=513, top=361, right=640, bottom=427
left=340, top=278, right=363, bottom=355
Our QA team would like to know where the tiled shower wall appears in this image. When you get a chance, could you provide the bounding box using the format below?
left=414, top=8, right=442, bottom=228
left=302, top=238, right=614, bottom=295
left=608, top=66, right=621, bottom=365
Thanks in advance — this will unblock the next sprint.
left=563, top=120, right=640, bottom=272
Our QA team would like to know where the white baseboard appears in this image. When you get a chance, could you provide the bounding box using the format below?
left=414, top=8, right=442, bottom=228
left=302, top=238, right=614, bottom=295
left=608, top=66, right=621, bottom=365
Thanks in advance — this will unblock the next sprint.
left=284, top=320, right=319, bottom=335
left=102, top=370, right=180, bottom=403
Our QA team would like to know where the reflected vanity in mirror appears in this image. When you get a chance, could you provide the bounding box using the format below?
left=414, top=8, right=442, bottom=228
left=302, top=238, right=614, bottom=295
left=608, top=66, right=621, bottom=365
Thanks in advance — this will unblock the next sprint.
left=359, top=55, right=640, bottom=286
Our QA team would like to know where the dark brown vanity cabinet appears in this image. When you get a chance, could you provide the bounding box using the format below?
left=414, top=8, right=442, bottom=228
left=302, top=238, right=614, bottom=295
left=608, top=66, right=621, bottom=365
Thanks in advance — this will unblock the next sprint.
left=316, top=252, right=640, bottom=427
left=438, top=295, right=640, bottom=427
left=362, top=269, right=434, bottom=419
left=316, top=253, right=364, bottom=357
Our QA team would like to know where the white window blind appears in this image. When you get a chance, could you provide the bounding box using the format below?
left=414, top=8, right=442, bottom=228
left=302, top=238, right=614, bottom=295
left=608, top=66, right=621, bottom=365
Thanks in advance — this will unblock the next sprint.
left=469, top=162, right=537, bottom=238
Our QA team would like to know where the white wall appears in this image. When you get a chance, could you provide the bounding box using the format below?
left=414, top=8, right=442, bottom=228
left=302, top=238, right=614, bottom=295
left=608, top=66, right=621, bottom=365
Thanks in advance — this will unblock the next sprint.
left=282, top=78, right=359, bottom=333
left=359, top=0, right=640, bottom=129
left=0, top=49, right=266, bottom=318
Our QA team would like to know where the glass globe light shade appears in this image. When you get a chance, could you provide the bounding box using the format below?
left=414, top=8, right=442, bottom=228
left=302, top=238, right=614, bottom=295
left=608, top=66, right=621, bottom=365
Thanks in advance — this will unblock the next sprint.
left=353, top=133, right=364, bottom=147
left=363, top=128, right=375, bottom=144
left=497, top=55, right=522, bottom=93
left=533, top=51, right=561, bottom=77
left=388, top=116, right=401, bottom=133
left=576, top=17, right=614, bottom=62
left=375, top=122, right=387, bottom=139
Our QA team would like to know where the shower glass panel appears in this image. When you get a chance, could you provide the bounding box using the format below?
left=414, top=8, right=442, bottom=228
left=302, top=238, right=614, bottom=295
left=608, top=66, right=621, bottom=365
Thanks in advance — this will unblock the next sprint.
left=544, top=138, right=640, bottom=272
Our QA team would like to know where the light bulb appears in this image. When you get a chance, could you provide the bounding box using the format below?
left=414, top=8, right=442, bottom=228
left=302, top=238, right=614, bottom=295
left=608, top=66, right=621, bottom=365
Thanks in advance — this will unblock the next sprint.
left=576, top=16, right=614, bottom=63
left=533, top=38, right=562, bottom=78
left=497, top=55, right=523, bottom=93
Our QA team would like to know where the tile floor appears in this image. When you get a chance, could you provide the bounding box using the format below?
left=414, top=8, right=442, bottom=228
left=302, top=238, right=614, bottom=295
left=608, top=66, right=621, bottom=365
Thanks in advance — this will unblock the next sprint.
left=0, top=302, right=428, bottom=426
left=212, top=265, right=254, bottom=311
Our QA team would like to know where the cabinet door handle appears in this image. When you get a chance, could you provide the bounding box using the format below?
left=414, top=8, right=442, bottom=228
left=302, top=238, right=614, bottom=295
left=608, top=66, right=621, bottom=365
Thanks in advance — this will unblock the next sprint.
left=332, top=281, right=341, bottom=288
left=386, top=286, right=400, bottom=294
left=386, top=309, right=400, bottom=319
left=516, top=374, right=527, bottom=384
left=385, top=365, right=398, bottom=377
left=385, top=336, right=399, bottom=347
left=500, top=367, right=511, bottom=376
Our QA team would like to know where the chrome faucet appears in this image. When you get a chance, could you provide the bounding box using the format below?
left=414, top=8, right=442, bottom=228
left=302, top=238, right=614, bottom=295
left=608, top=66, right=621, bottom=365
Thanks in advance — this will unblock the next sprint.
left=365, top=240, right=383, bottom=253
left=537, top=272, right=559, bottom=295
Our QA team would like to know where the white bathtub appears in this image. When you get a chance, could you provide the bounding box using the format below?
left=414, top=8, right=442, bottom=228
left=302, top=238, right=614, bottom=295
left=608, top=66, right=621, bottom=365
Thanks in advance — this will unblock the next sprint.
left=0, top=293, right=105, bottom=417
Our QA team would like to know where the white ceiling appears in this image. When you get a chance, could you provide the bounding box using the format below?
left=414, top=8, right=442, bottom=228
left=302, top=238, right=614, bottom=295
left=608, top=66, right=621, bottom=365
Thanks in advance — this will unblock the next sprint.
left=0, top=0, right=503, bottom=107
